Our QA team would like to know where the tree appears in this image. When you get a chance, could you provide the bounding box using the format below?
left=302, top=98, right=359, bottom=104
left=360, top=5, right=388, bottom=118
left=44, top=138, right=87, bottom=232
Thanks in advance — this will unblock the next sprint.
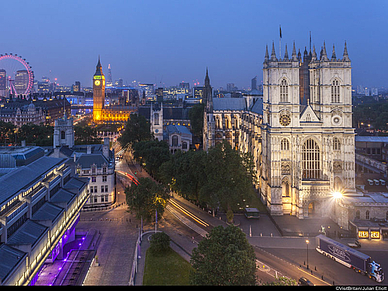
left=0, top=121, right=16, bottom=145
left=159, top=150, right=207, bottom=203
left=188, top=103, right=204, bottom=137
left=125, top=177, right=169, bottom=222
left=199, top=141, right=256, bottom=221
left=190, top=225, right=257, bottom=286
left=118, top=113, right=152, bottom=149
left=74, top=125, right=102, bottom=145
left=17, top=123, right=53, bottom=146
left=132, top=140, right=171, bottom=180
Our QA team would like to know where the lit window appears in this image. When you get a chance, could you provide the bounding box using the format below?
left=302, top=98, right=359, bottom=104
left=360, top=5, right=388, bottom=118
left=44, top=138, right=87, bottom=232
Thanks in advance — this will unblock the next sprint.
left=302, top=139, right=321, bottom=180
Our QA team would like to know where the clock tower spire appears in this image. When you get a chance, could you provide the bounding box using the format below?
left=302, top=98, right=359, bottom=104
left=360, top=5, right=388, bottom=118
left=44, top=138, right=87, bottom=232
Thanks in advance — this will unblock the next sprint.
left=93, top=56, right=105, bottom=123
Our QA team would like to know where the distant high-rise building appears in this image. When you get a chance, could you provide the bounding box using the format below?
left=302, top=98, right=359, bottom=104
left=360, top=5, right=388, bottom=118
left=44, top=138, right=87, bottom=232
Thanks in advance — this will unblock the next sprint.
left=179, top=82, right=190, bottom=90
left=251, top=76, right=257, bottom=91
left=0, top=69, right=6, bottom=96
left=227, top=83, right=237, bottom=92
left=72, top=81, right=81, bottom=92
left=38, top=77, right=50, bottom=94
left=107, top=64, right=113, bottom=87
left=0, top=69, right=6, bottom=90
left=14, top=70, right=29, bottom=95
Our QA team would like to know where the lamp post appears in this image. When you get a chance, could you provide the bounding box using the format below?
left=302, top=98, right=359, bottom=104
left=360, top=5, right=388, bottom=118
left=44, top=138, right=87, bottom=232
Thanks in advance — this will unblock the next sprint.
left=306, top=239, right=309, bottom=269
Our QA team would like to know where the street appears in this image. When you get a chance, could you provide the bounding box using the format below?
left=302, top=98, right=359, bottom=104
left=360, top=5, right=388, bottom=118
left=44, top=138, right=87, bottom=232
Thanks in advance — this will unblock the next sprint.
left=78, top=147, right=388, bottom=286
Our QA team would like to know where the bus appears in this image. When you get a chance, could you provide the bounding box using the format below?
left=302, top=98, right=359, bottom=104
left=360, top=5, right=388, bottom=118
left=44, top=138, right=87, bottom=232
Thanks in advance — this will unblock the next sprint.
left=245, top=208, right=260, bottom=219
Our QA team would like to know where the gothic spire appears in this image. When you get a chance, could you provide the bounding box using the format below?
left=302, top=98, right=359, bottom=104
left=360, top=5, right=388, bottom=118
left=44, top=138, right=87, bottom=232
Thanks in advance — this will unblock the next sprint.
left=291, top=41, right=298, bottom=61
left=270, top=41, right=277, bottom=61
left=321, top=42, right=328, bottom=61
left=343, top=41, right=350, bottom=62
left=311, top=45, right=317, bottom=61
left=205, top=67, right=210, bottom=86
left=331, top=44, right=337, bottom=61
left=264, top=45, right=269, bottom=62
left=284, top=44, right=289, bottom=60
left=95, top=55, right=103, bottom=75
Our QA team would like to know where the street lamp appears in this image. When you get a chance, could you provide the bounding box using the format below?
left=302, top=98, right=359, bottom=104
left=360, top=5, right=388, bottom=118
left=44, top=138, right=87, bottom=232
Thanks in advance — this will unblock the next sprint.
left=332, top=191, right=343, bottom=199
left=306, top=239, right=309, bottom=269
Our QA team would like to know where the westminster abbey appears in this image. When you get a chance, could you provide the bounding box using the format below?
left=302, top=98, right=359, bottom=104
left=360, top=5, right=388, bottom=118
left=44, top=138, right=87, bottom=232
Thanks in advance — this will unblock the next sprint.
left=203, top=40, right=356, bottom=220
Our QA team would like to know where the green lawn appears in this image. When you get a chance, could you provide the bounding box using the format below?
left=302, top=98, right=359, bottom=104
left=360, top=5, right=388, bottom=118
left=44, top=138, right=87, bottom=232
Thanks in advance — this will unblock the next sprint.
left=143, top=247, right=193, bottom=285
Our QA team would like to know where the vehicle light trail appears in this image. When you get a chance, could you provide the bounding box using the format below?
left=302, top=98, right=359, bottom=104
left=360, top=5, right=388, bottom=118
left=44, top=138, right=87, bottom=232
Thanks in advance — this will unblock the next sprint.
left=116, top=170, right=139, bottom=185
left=169, top=199, right=209, bottom=227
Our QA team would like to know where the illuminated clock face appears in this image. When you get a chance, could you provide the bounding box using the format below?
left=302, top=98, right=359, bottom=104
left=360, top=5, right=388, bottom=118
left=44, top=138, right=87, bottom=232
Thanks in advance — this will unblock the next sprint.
left=279, top=114, right=291, bottom=126
left=94, top=80, right=101, bottom=86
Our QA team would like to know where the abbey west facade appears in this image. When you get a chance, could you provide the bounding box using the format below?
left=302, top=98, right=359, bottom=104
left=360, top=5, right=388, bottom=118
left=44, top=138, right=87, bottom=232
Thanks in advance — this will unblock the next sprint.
left=203, top=39, right=356, bottom=220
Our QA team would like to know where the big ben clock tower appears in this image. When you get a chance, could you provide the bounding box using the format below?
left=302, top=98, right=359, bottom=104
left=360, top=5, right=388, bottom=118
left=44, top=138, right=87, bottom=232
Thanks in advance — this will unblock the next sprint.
left=93, top=56, right=105, bottom=123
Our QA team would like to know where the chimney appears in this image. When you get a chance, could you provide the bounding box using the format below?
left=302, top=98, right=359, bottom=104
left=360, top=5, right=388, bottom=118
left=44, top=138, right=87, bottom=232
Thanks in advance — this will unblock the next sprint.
left=103, top=138, right=109, bottom=159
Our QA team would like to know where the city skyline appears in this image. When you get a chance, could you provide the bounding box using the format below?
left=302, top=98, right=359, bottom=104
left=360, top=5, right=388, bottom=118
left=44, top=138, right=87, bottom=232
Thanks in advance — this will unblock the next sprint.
left=0, top=0, right=387, bottom=89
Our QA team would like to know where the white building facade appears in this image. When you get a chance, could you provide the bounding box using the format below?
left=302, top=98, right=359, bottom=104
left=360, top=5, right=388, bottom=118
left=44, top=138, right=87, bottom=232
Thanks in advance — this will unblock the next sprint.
left=203, top=39, right=357, bottom=225
left=261, top=42, right=356, bottom=219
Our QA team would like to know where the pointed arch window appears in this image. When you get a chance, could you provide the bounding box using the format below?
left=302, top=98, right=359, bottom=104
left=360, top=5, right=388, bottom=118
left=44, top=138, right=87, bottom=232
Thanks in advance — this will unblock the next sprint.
left=302, top=138, right=321, bottom=180
left=281, top=138, right=290, bottom=160
left=280, top=79, right=289, bottom=103
left=331, top=79, right=340, bottom=103
left=333, top=137, right=341, bottom=151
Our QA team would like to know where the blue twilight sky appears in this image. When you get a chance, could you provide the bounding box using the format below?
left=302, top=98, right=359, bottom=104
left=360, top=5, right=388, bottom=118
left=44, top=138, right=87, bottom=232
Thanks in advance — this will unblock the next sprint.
left=0, top=0, right=387, bottom=90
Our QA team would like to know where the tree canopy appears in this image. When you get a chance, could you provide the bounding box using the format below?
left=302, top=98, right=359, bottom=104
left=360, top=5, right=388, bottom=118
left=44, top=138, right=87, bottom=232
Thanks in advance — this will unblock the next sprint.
left=118, top=113, right=153, bottom=148
left=199, top=141, right=256, bottom=217
left=190, top=225, right=257, bottom=286
left=125, top=177, right=169, bottom=222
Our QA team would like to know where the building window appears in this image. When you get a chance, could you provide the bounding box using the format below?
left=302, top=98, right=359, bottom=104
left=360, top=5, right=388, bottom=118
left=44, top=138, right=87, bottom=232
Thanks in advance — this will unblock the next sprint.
left=365, top=210, right=370, bottom=220
left=101, top=185, right=105, bottom=193
left=356, top=210, right=360, bottom=219
left=61, top=131, right=65, bottom=139
left=154, top=113, right=159, bottom=125
left=331, top=79, right=340, bottom=103
left=281, top=138, right=290, bottom=160
left=280, top=79, right=288, bottom=103
left=333, top=137, right=341, bottom=151
left=105, top=185, right=108, bottom=192
left=102, top=175, right=107, bottom=182
left=92, top=177, right=96, bottom=183
left=172, top=135, right=178, bottom=147
left=302, top=138, right=321, bottom=180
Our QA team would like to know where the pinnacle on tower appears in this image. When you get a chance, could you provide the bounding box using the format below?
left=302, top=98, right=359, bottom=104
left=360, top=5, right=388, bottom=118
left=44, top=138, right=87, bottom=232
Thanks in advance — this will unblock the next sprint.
left=311, top=45, right=317, bottom=61
left=321, top=42, right=329, bottom=61
left=343, top=41, right=350, bottom=62
left=331, top=44, right=337, bottom=61
left=264, top=45, right=269, bottom=62
left=291, top=41, right=298, bottom=61
left=270, top=41, right=277, bottom=61
left=284, top=44, right=289, bottom=60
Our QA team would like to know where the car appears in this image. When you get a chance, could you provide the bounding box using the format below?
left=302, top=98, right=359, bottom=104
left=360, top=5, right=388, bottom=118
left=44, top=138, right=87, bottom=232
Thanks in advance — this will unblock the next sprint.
left=298, top=277, right=314, bottom=286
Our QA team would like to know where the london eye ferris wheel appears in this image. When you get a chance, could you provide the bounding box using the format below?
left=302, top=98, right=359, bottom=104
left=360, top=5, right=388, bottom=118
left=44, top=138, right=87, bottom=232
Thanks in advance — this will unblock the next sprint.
left=0, top=53, right=34, bottom=97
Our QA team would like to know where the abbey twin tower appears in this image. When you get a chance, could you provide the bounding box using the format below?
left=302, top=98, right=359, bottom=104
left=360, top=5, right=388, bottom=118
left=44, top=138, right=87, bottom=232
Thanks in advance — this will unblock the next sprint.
left=203, top=40, right=355, bottom=221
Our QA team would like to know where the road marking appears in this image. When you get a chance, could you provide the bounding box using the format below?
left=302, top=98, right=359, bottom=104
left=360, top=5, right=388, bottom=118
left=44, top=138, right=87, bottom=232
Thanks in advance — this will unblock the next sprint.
left=169, top=200, right=209, bottom=227
left=166, top=205, right=208, bottom=237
